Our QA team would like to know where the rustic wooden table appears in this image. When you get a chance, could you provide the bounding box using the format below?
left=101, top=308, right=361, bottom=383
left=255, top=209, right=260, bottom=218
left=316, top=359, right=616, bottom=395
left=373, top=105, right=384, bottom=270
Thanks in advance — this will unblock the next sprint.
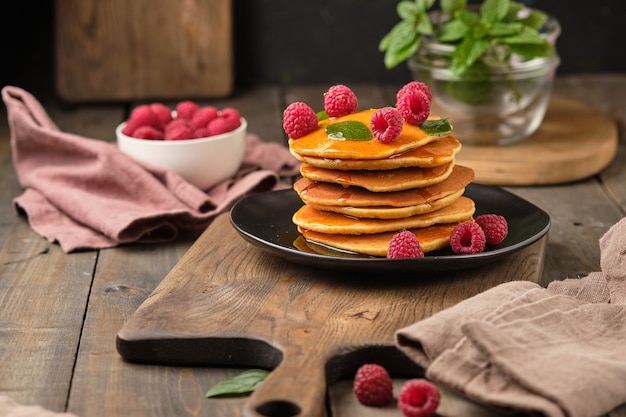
left=1, top=74, right=625, bottom=417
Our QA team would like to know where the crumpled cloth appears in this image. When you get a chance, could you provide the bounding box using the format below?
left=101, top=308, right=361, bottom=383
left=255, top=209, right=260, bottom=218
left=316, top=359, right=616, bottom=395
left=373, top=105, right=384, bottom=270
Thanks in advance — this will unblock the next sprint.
left=2, top=86, right=300, bottom=252
left=0, top=396, right=79, bottom=417
left=396, top=216, right=626, bottom=417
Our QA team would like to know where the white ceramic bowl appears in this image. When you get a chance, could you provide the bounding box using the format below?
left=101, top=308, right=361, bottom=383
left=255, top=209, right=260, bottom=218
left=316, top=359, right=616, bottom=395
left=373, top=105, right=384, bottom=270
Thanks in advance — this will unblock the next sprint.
left=116, top=118, right=247, bottom=190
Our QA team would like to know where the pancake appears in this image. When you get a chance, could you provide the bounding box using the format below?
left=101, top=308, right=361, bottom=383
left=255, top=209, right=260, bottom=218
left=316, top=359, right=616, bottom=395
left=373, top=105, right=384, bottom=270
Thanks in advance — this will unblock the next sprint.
left=307, top=189, right=464, bottom=219
left=291, top=135, right=462, bottom=170
left=288, top=109, right=443, bottom=160
left=300, top=161, right=454, bottom=192
left=294, top=165, right=474, bottom=208
left=298, top=223, right=459, bottom=257
left=292, top=196, right=475, bottom=235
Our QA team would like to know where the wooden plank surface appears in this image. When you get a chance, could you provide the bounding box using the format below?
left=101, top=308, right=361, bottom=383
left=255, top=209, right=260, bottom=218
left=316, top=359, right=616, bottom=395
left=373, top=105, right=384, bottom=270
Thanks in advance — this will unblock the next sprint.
left=0, top=76, right=625, bottom=417
left=55, top=0, right=233, bottom=101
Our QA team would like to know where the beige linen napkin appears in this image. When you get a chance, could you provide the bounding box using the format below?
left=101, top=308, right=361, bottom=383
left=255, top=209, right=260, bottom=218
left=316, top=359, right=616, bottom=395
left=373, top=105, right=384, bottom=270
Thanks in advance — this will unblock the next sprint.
left=396, top=217, right=626, bottom=417
left=2, top=86, right=300, bottom=252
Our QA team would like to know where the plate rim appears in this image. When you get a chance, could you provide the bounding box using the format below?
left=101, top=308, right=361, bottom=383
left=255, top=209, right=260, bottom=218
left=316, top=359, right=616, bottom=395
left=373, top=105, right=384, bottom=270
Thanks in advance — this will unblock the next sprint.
left=229, top=184, right=550, bottom=272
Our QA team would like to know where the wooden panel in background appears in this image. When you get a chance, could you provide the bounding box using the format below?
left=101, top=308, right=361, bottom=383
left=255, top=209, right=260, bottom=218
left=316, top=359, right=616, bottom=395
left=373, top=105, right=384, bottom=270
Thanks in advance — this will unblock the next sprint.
left=55, top=0, right=233, bottom=102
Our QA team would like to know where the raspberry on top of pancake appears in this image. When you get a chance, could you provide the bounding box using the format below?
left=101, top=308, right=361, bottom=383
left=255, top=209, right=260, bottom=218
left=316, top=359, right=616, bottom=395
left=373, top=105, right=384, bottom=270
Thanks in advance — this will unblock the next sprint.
left=288, top=109, right=445, bottom=160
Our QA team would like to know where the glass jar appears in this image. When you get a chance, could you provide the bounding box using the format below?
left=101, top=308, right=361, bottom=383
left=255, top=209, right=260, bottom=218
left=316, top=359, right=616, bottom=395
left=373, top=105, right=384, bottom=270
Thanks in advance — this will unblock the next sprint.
left=408, top=12, right=561, bottom=145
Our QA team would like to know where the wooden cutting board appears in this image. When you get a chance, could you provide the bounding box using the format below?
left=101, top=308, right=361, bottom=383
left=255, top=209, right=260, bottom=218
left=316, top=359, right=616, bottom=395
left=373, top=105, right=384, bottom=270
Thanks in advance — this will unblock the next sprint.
left=55, top=0, right=233, bottom=101
left=456, top=96, right=618, bottom=185
left=117, top=213, right=546, bottom=417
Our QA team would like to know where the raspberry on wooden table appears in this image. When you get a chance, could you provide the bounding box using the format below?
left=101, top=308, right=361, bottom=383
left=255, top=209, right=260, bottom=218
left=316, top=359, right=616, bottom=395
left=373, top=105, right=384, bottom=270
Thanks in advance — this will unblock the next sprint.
left=353, top=364, right=394, bottom=407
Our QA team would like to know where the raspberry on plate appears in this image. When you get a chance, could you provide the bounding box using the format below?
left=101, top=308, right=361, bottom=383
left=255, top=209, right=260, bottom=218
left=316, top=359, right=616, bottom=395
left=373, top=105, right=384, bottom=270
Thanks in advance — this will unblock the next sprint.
left=475, top=214, right=508, bottom=245
left=283, top=102, right=319, bottom=139
left=396, top=90, right=431, bottom=125
left=370, top=107, right=403, bottom=143
left=353, top=364, right=394, bottom=407
left=398, top=379, right=440, bottom=417
left=387, top=231, right=424, bottom=259
left=450, top=221, right=486, bottom=255
left=324, top=84, right=358, bottom=118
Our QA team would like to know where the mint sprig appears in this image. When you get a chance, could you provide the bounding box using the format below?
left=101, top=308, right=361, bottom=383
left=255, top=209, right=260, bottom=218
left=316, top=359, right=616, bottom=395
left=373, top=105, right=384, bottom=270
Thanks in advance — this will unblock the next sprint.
left=205, top=369, right=269, bottom=398
left=380, top=0, right=556, bottom=76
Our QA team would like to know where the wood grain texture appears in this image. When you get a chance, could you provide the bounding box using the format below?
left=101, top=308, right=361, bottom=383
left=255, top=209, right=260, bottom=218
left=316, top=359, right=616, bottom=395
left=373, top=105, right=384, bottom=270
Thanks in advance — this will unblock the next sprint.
left=117, top=212, right=546, bottom=417
left=55, top=0, right=233, bottom=101
left=456, top=96, right=618, bottom=185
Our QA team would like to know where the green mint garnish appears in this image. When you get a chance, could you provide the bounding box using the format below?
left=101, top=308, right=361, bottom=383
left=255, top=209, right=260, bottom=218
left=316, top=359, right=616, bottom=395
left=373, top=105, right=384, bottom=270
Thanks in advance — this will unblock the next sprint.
left=317, top=110, right=329, bottom=121
left=420, top=119, right=453, bottom=136
left=205, top=369, right=269, bottom=398
left=325, top=121, right=372, bottom=141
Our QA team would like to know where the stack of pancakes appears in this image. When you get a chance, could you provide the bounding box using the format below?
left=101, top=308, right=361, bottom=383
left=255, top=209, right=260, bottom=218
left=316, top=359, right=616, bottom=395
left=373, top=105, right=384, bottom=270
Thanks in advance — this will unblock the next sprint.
left=289, top=108, right=476, bottom=257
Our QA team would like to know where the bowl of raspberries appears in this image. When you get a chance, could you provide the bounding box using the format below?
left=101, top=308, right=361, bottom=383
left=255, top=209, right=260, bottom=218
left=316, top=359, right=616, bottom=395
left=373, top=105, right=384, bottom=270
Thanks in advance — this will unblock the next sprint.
left=116, top=100, right=247, bottom=190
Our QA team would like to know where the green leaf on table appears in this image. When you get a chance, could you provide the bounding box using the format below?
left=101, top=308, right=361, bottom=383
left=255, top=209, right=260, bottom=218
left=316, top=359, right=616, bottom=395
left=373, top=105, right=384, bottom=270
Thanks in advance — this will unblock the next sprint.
left=325, top=121, right=373, bottom=141
left=205, top=369, right=270, bottom=398
left=420, top=119, right=453, bottom=136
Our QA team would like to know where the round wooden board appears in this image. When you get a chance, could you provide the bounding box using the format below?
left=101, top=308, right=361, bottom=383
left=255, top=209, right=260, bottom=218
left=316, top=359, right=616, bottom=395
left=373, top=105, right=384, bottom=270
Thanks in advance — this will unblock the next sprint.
left=455, top=96, right=618, bottom=185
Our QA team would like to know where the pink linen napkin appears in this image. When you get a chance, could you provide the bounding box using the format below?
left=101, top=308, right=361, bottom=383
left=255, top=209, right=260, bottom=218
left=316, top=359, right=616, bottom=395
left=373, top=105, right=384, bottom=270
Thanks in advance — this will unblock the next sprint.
left=0, top=395, right=79, bottom=417
left=396, top=217, right=626, bottom=417
left=2, top=86, right=300, bottom=253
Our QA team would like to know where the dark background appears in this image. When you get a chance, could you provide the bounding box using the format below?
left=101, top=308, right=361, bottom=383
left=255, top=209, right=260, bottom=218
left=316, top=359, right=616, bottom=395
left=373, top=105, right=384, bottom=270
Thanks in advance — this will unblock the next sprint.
left=2, top=0, right=625, bottom=99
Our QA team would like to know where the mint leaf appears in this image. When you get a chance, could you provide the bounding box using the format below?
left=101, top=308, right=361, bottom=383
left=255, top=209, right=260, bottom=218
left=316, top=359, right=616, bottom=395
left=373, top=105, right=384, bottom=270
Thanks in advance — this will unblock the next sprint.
left=317, top=110, right=328, bottom=121
left=480, top=0, right=510, bottom=24
left=450, top=36, right=488, bottom=75
left=441, top=0, right=467, bottom=16
left=488, top=22, right=522, bottom=37
left=326, top=121, right=372, bottom=141
left=397, top=1, right=417, bottom=21
left=437, top=19, right=467, bottom=43
left=206, top=369, right=269, bottom=398
left=421, top=119, right=453, bottom=136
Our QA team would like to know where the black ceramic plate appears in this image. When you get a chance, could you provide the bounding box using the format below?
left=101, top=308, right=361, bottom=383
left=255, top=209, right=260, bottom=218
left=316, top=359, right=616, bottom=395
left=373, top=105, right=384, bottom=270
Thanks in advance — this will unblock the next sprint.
left=230, top=184, right=550, bottom=273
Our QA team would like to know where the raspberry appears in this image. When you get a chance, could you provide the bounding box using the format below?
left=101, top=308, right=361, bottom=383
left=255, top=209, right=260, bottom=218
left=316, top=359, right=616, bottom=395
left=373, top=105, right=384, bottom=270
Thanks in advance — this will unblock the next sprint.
left=398, top=379, right=440, bottom=417
left=387, top=231, right=424, bottom=259
left=131, top=125, right=164, bottom=140
left=353, top=364, right=393, bottom=407
left=283, top=102, right=319, bottom=139
left=475, top=214, right=508, bottom=245
left=194, top=127, right=209, bottom=138
left=220, top=107, right=241, bottom=123
left=191, top=106, right=218, bottom=128
left=450, top=221, right=486, bottom=255
left=127, top=105, right=160, bottom=129
left=370, top=107, right=403, bottom=144
left=176, top=100, right=199, bottom=121
left=207, top=116, right=239, bottom=136
left=164, top=119, right=194, bottom=140
left=324, top=84, right=358, bottom=118
left=150, top=103, right=173, bottom=127
left=121, top=119, right=141, bottom=136
left=396, top=90, right=430, bottom=125
left=397, top=81, right=432, bottom=102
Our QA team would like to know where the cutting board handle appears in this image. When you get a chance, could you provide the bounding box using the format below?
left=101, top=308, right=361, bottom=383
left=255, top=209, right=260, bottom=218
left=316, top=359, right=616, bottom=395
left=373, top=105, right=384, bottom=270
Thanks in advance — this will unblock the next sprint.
left=244, top=347, right=327, bottom=417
